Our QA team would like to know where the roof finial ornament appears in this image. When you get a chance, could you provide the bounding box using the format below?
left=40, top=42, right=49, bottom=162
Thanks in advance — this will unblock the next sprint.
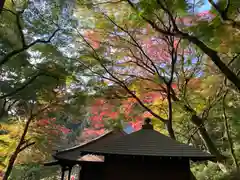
left=145, top=118, right=151, bottom=125
left=142, top=118, right=153, bottom=130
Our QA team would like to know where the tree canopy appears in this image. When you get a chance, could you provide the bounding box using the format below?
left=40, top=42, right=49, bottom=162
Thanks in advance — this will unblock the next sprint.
left=1, top=0, right=240, bottom=179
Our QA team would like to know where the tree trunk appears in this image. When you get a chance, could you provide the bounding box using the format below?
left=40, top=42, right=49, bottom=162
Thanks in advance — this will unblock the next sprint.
left=191, top=115, right=225, bottom=161
left=0, top=99, right=6, bottom=120
left=166, top=121, right=176, bottom=140
left=171, top=94, right=225, bottom=162
left=3, top=150, right=19, bottom=180
left=3, top=115, right=33, bottom=180
left=223, top=94, right=239, bottom=170
left=141, top=11, right=240, bottom=90
left=225, top=120, right=239, bottom=169
left=166, top=85, right=176, bottom=140
left=182, top=34, right=240, bottom=91
left=0, top=0, right=5, bottom=13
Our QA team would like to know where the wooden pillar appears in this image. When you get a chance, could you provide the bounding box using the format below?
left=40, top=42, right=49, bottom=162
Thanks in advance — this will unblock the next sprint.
left=0, top=0, right=5, bottom=13
left=79, top=165, right=84, bottom=180
left=61, top=166, right=66, bottom=180
left=68, top=166, right=73, bottom=180
left=78, top=166, right=81, bottom=180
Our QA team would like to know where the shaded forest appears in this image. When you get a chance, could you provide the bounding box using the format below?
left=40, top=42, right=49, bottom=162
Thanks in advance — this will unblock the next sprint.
left=0, top=0, right=240, bottom=179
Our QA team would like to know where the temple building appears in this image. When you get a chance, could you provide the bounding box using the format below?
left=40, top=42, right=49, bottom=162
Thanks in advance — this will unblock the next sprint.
left=45, top=118, right=215, bottom=180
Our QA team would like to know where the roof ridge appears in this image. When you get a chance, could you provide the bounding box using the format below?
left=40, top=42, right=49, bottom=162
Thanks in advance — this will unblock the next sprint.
left=55, top=129, right=127, bottom=154
left=55, top=130, right=112, bottom=153
left=80, top=128, right=215, bottom=161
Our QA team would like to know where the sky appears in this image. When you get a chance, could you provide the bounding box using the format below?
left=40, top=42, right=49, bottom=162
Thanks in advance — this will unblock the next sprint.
left=124, top=125, right=134, bottom=134
left=200, top=0, right=211, bottom=11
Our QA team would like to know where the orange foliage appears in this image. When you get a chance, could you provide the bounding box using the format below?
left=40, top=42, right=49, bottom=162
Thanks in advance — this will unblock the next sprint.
left=34, top=118, right=71, bottom=136
left=176, top=10, right=215, bottom=25
left=84, top=30, right=101, bottom=49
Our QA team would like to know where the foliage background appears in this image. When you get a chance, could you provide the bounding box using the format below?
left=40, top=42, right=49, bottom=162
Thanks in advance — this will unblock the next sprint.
left=1, top=0, right=240, bottom=179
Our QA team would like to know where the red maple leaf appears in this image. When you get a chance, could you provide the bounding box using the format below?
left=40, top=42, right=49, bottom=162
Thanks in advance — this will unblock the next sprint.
left=84, top=30, right=101, bottom=49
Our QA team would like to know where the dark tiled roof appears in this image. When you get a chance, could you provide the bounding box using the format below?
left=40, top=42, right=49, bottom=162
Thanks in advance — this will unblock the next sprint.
left=80, top=129, right=215, bottom=161
left=54, top=129, right=126, bottom=161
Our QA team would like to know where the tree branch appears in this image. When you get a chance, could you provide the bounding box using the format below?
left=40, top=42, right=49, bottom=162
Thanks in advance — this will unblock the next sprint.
left=156, top=0, right=179, bottom=32
left=208, top=0, right=240, bottom=29
left=77, top=29, right=168, bottom=123
left=0, top=71, right=60, bottom=99
left=222, top=91, right=239, bottom=169
left=104, top=13, right=168, bottom=84
left=6, top=99, right=19, bottom=112
left=80, top=0, right=123, bottom=6
left=208, top=0, right=223, bottom=15
left=125, top=0, right=240, bottom=90
left=0, top=0, right=6, bottom=13
left=19, top=142, right=35, bottom=152
left=16, top=11, right=26, bottom=47
left=0, top=72, right=41, bottom=99
left=165, top=37, right=179, bottom=139
left=0, top=28, right=60, bottom=67
left=223, top=0, right=230, bottom=15
left=0, top=99, right=7, bottom=119
left=3, top=103, right=52, bottom=180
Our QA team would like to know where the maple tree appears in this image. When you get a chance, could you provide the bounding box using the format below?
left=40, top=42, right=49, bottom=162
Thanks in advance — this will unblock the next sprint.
left=1, top=0, right=240, bottom=179
left=71, top=0, right=240, bottom=179
left=0, top=1, right=87, bottom=179
left=75, top=2, right=213, bottom=144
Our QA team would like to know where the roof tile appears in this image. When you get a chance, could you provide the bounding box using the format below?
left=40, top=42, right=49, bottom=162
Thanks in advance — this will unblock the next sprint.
left=80, top=129, right=215, bottom=161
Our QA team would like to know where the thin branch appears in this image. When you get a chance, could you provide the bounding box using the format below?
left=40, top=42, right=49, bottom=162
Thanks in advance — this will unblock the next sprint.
left=153, top=12, right=169, bottom=30
left=208, top=0, right=229, bottom=20
left=104, top=92, right=133, bottom=100
left=0, top=72, right=41, bottom=99
left=76, top=29, right=168, bottom=123
left=0, top=71, right=60, bottom=99
left=104, top=13, right=167, bottom=83
left=7, top=99, right=19, bottom=112
left=156, top=0, right=179, bottom=32
left=2, top=8, right=17, bottom=15
left=19, top=142, right=35, bottom=152
left=187, top=123, right=206, bottom=144
left=128, top=49, right=156, bottom=75
left=115, top=73, right=155, bottom=82
left=201, top=85, right=225, bottom=119
left=208, top=0, right=222, bottom=14
left=222, top=91, right=239, bottom=169
left=107, top=30, right=138, bottom=48
left=3, top=103, right=52, bottom=180
left=223, top=0, right=230, bottom=15
left=228, top=53, right=240, bottom=66
left=125, top=0, right=240, bottom=90
left=0, top=0, right=6, bottom=13
left=208, top=0, right=240, bottom=29
left=0, top=28, right=60, bottom=67
left=79, top=0, right=123, bottom=6
left=0, top=99, right=7, bottom=118
left=166, top=51, right=177, bottom=139
left=16, top=12, right=26, bottom=46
